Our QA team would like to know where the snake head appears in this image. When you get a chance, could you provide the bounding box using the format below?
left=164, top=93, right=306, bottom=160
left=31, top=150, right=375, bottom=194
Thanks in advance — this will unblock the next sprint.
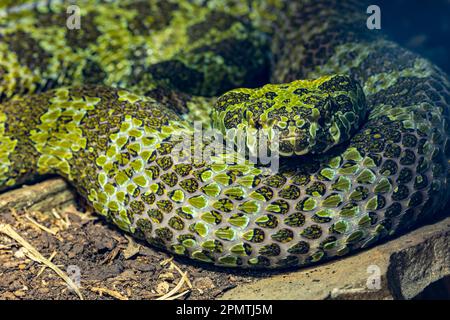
left=212, top=74, right=367, bottom=159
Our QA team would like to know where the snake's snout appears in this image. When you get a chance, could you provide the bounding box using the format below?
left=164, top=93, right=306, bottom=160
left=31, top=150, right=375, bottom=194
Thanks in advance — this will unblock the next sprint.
left=212, top=74, right=367, bottom=159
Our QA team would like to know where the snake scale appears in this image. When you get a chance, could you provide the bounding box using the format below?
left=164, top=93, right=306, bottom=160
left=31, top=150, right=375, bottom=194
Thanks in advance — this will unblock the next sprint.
left=0, top=0, right=449, bottom=269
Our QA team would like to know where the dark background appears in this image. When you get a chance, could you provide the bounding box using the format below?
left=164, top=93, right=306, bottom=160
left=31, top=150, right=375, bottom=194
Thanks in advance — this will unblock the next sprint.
left=379, top=0, right=450, bottom=74
left=378, top=0, right=450, bottom=299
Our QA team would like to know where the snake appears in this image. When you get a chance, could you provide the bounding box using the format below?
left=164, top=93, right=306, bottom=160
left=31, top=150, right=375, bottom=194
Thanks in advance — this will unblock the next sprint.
left=0, top=0, right=449, bottom=269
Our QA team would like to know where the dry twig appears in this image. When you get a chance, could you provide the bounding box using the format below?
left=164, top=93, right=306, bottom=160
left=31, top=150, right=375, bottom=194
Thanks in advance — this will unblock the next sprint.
left=155, top=258, right=191, bottom=300
left=25, top=214, right=58, bottom=236
left=0, top=223, right=84, bottom=300
left=90, top=287, right=129, bottom=300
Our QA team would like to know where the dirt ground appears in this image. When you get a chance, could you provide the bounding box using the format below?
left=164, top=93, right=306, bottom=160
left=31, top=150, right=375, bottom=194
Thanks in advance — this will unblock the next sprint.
left=0, top=179, right=282, bottom=300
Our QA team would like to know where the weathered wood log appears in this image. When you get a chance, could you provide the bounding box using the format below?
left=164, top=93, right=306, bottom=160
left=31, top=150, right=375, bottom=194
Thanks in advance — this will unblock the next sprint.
left=0, top=178, right=76, bottom=214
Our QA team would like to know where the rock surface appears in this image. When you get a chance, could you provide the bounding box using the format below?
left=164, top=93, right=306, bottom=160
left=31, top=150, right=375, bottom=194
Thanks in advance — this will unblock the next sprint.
left=221, top=217, right=450, bottom=300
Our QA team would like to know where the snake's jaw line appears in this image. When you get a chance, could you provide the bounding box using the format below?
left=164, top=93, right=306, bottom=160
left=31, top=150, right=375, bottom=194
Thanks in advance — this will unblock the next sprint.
left=0, top=0, right=448, bottom=269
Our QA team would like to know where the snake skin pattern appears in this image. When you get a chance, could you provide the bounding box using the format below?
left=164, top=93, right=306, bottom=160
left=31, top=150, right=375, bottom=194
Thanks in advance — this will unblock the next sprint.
left=0, top=0, right=449, bottom=269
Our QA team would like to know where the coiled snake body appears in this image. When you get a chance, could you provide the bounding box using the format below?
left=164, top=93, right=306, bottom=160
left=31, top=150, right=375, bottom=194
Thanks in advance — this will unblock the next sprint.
left=0, top=0, right=449, bottom=268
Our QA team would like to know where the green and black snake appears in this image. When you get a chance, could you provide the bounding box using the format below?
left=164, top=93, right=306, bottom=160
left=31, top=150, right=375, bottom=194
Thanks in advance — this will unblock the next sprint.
left=0, top=0, right=449, bottom=268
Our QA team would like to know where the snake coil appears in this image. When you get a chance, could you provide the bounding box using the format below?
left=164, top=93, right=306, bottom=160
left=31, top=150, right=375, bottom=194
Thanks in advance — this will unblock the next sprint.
left=0, top=0, right=449, bottom=268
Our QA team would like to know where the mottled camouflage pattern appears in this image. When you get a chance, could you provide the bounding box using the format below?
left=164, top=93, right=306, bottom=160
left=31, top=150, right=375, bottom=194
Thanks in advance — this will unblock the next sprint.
left=0, top=0, right=270, bottom=99
left=213, top=75, right=366, bottom=157
left=0, top=0, right=449, bottom=268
